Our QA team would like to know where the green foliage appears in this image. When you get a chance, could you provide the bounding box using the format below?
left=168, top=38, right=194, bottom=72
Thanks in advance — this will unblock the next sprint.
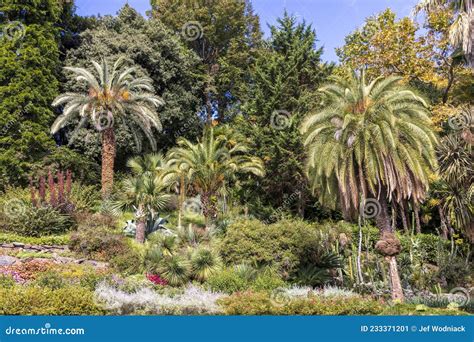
left=219, top=291, right=384, bottom=315
left=0, top=285, right=104, bottom=315
left=190, top=247, right=222, bottom=282
left=110, top=248, right=144, bottom=276
left=206, top=265, right=285, bottom=294
left=206, top=267, right=252, bottom=294
left=0, top=274, right=16, bottom=288
left=62, top=5, right=202, bottom=158
left=157, top=255, right=191, bottom=286
left=235, top=13, right=333, bottom=222
left=69, top=225, right=127, bottom=261
left=220, top=219, right=340, bottom=279
left=0, top=0, right=61, bottom=187
left=3, top=205, right=75, bottom=237
left=33, top=271, right=66, bottom=290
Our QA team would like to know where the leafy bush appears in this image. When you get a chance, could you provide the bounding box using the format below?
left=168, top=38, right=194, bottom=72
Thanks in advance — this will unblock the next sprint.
left=219, top=291, right=384, bottom=315
left=206, top=266, right=285, bottom=294
left=206, top=267, right=251, bottom=294
left=3, top=205, right=75, bottom=237
left=0, top=285, right=104, bottom=315
left=33, top=271, right=66, bottom=290
left=69, top=225, right=128, bottom=261
left=110, top=248, right=144, bottom=276
left=220, top=219, right=343, bottom=279
left=0, top=274, right=16, bottom=288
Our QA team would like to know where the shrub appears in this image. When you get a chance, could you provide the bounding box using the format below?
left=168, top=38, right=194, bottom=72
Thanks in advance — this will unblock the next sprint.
left=69, top=225, right=127, bottom=261
left=206, top=267, right=250, bottom=294
left=218, top=291, right=384, bottom=315
left=220, top=219, right=341, bottom=278
left=110, top=249, right=144, bottom=276
left=33, top=271, right=66, bottom=290
left=252, top=268, right=286, bottom=292
left=0, top=274, right=16, bottom=288
left=2, top=260, right=55, bottom=281
left=0, top=285, right=104, bottom=315
left=0, top=232, right=70, bottom=245
left=3, top=205, right=75, bottom=237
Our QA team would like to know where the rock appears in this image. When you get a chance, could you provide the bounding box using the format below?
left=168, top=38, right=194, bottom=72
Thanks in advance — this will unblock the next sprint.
left=1, top=244, right=15, bottom=249
left=12, top=242, right=25, bottom=248
left=75, top=258, right=86, bottom=264
left=28, top=245, right=43, bottom=251
left=0, top=255, right=19, bottom=266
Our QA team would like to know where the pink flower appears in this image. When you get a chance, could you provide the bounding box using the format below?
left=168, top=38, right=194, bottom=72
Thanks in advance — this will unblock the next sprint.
left=146, top=273, right=168, bottom=286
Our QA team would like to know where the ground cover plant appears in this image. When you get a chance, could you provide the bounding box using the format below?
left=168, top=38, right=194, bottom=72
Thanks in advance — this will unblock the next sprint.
left=0, top=0, right=472, bottom=316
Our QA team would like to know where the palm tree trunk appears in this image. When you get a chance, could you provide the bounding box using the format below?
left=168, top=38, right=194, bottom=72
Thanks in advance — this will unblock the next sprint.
left=101, top=127, right=116, bottom=199
left=135, top=204, right=146, bottom=243
left=438, top=206, right=449, bottom=240
left=178, top=175, right=185, bottom=228
left=201, top=191, right=217, bottom=228
left=375, top=189, right=404, bottom=301
left=399, top=200, right=409, bottom=234
left=413, top=200, right=422, bottom=234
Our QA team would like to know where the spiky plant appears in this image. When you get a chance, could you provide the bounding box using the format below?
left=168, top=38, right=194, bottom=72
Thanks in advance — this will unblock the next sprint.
left=301, top=70, right=437, bottom=300
left=167, top=126, right=265, bottom=227
left=113, top=174, right=171, bottom=243
left=191, top=247, right=222, bottom=282
left=158, top=255, right=191, bottom=286
left=51, top=57, right=164, bottom=197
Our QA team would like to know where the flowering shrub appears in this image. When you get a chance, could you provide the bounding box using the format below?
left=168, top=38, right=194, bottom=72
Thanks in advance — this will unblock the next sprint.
left=95, top=283, right=224, bottom=315
left=0, top=269, right=24, bottom=284
left=0, top=260, right=54, bottom=281
left=146, top=273, right=168, bottom=286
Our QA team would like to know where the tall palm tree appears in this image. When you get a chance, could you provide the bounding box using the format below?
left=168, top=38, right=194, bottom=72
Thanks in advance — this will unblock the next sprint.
left=51, top=57, right=164, bottom=198
left=301, top=70, right=437, bottom=301
left=167, top=127, right=265, bottom=227
left=414, top=0, right=473, bottom=67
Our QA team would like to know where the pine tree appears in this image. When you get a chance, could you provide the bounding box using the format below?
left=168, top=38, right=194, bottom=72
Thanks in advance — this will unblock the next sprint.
left=237, top=12, right=333, bottom=220
left=0, top=0, right=62, bottom=187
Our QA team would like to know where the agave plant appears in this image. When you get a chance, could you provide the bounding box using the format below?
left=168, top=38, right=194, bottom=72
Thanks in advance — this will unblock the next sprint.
left=190, top=247, right=222, bottom=282
left=51, top=57, right=164, bottom=197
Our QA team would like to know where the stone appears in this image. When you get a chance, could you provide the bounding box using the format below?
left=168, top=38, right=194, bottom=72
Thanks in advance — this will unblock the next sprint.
left=0, top=255, right=19, bottom=266
left=12, top=242, right=25, bottom=248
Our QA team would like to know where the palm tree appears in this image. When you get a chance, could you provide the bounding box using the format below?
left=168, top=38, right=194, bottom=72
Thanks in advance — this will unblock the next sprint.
left=114, top=173, right=171, bottom=243
left=301, top=70, right=437, bottom=301
left=167, top=127, right=265, bottom=227
left=51, top=57, right=164, bottom=198
left=414, top=0, right=473, bottom=67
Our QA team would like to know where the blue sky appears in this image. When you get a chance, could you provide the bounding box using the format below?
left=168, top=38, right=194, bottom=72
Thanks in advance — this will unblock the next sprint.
left=74, top=0, right=420, bottom=62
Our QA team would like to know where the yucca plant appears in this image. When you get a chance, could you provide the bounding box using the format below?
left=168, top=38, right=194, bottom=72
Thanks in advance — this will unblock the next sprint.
left=190, top=247, right=222, bottom=282
left=158, top=255, right=191, bottom=286
left=51, top=57, right=164, bottom=198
